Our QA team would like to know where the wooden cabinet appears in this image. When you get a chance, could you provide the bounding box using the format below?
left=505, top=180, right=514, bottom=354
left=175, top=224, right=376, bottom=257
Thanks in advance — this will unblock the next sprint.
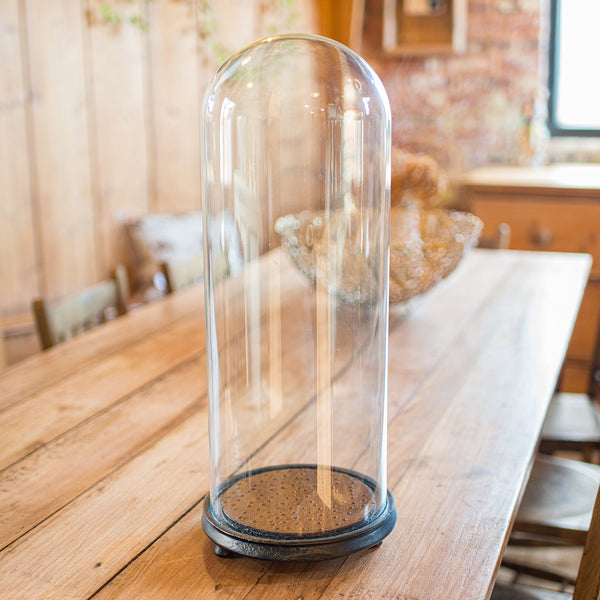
left=317, top=0, right=467, bottom=56
left=381, top=0, right=467, bottom=55
left=461, top=164, right=600, bottom=393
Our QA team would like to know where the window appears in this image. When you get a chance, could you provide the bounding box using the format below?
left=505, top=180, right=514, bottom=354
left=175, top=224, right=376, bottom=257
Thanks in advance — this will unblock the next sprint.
left=548, top=0, right=600, bottom=136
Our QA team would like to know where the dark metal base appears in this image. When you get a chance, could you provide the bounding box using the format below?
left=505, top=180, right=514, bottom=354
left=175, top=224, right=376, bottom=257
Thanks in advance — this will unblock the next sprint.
left=201, top=465, right=397, bottom=561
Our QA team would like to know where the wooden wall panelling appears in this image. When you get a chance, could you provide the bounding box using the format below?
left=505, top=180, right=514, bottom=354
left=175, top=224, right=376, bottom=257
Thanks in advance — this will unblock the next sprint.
left=24, top=0, right=98, bottom=299
left=0, top=0, right=38, bottom=318
left=0, top=0, right=328, bottom=366
left=210, top=0, right=258, bottom=55
left=146, top=0, right=203, bottom=214
left=84, top=0, right=150, bottom=276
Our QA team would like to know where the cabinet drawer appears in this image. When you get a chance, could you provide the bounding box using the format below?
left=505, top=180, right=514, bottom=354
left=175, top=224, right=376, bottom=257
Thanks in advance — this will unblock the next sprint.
left=468, top=195, right=600, bottom=273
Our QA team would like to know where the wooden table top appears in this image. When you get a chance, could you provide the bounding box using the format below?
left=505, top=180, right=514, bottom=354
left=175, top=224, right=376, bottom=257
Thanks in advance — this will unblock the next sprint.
left=0, top=248, right=591, bottom=600
left=460, top=164, right=600, bottom=197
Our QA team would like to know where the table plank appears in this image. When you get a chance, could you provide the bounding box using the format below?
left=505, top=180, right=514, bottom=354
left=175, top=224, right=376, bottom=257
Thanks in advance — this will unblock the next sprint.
left=0, top=251, right=315, bottom=470
left=88, top=251, right=587, bottom=600
left=0, top=261, right=324, bottom=552
left=0, top=249, right=590, bottom=600
left=215, top=252, right=520, bottom=478
left=327, top=252, right=589, bottom=600
left=0, top=317, right=204, bottom=470
left=0, top=249, right=301, bottom=412
left=0, top=410, right=208, bottom=600
left=0, top=285, right=201, bottom=411
left=0, top=357, right=202, bottom=548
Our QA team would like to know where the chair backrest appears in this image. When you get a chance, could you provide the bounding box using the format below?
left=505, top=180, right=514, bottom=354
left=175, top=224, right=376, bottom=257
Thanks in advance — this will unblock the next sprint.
left=32, top=265, right=129, bottom=350
left=573, top=482, right=600, bottom=600
left=478, top=222, right=511, bottom=250
left=159, top=254, right=206, bottom=294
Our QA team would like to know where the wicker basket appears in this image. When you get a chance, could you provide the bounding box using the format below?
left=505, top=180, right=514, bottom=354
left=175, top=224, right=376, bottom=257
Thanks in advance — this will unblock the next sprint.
left=275, top=207, right=482, bottom=305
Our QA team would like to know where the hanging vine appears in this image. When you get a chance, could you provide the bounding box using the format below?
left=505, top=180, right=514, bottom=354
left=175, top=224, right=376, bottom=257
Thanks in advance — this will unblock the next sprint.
left=88, top=0, right=299, bottom=67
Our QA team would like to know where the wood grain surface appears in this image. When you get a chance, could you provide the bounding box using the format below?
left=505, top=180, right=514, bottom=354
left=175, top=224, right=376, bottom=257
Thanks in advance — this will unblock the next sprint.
left=0, top=0, right=39, bottom=316
left=0, top=249, right=591, bottom=600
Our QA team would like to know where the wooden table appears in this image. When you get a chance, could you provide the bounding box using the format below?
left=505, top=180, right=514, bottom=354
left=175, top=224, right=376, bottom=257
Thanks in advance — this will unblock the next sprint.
left=0, top=249, right=591, bottom=600
left=460, top=164, right=600, bottom=393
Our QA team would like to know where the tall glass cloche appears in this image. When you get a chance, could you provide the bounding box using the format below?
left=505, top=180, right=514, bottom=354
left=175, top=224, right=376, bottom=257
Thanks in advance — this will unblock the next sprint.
left=200, top=33, right=395, bottom=560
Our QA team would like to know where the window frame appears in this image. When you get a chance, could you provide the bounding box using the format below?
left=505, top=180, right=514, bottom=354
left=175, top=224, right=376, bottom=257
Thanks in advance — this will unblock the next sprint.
left=547, top=0, right=600, bottom=137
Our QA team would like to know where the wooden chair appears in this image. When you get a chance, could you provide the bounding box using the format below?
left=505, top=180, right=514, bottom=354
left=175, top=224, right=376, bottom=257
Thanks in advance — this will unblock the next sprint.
left=501, top=454, right=600, bottom=587
left=492, top=467, right=600, bottom=600
left=32, top=265, right=129, bottom=350
left=158, top=254, right=205, bottom=294
left=538, top=322, right=600, bottom=463
left=495, top=249, right=600, bottom=586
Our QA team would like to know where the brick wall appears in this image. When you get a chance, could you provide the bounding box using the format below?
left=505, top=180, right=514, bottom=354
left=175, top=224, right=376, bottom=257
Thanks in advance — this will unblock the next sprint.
left=362, top=0, right=551, bottom=174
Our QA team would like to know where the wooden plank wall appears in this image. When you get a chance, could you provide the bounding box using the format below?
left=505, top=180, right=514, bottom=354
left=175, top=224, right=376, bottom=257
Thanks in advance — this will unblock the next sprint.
left=0, top=0, right=317, bottom=324
left=0, top=0, right=39, bottom=320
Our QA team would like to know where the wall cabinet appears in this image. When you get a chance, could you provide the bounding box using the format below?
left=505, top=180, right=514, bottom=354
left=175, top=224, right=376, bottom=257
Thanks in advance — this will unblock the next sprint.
left=317, top=0, right=467, bottom=55
left=381, top=0, right=467, bottom=55
left=461, top=164, right=600, bottom=393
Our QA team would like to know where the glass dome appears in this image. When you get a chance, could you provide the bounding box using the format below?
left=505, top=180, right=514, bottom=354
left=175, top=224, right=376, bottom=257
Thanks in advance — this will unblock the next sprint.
left=200, top=33, right=395, bottom=560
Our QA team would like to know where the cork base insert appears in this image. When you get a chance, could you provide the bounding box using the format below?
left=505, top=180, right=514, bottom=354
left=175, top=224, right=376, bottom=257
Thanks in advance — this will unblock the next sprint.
left=219, top=465, right=378, bottom=537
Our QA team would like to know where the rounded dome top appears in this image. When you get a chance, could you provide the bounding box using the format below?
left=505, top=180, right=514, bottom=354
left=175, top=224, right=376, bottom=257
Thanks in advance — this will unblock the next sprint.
left=203, top=33, right=390, bottom=123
